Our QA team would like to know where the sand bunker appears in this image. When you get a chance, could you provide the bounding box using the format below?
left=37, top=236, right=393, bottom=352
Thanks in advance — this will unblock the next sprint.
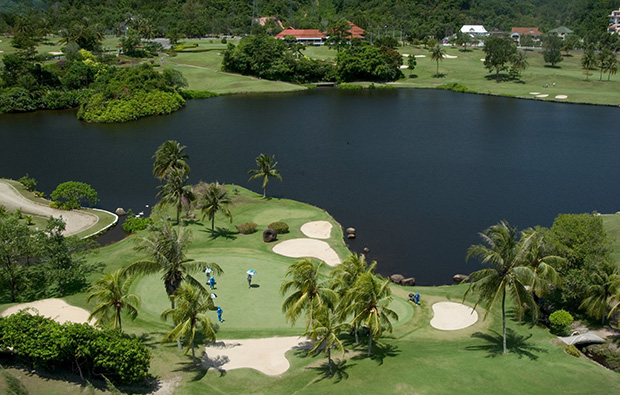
left=203, top=337, right=310, bottom=376
left=300, top=220, right=333, bottom=239
left=443, top=54, right=457, bottom=59
left=536, top=94, right=549, bottom=98
left=430, top=302, right=478, bottom=331
left=0, top=181, right=98, bottom=236
left=1, top=298, right=93, bottom=325
left=415, top=55, right=426, bottom=58
left=400, top=65, right=408, bottom=68
left=555, top=95, right=568, bottom=99
left=529, top=92, right=540, bottom=95
left=273, top=238, right=341, bottom=266
left=480, top=58, right=485, bottom=61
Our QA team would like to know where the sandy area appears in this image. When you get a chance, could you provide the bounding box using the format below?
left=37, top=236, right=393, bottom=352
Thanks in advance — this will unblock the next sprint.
left=0, top=181, right=98, bottom=236
left=536, top=94, right=549, bottom=98
left=480, top=58, right=485, bottom=61
left=443, top=54, right=458, bottom=59
left=529, top=92, right=540, bottom=95
left=300, top=220, right=333, bottom=239
left=555, top=95, right=568, bottom=99
left=400, top=65, right=408, bottom=68
left=0, top=298, right=93, bottom=325
left=430, top=302, right=478, bottom=331
left=415, top=54, right=426, bottom=58
left=273, top=238, right=341, bottom=266
left=203, top=337, right=310, bottom=376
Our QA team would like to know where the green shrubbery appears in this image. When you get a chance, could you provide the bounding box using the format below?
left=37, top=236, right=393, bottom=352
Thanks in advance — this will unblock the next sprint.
left=18, top=174, right=37, bottom=192
left=584, top=343, right=620, bottom=372
left=236, top=222, right=257, bottom=234
left=268, top=221, right=289, bottom=234
left=549, top=309, right=573, bottom=336
left=437, top=82, right=476, bottom=93
left=179, top=90, right=219, bottom=100
left=50, top=181, right=98, bottom=210
left=0, top=312, right=151, bottom=384
left=122, top=210, right=153, bottom=233
left=565, top=344, right=581, bottom=358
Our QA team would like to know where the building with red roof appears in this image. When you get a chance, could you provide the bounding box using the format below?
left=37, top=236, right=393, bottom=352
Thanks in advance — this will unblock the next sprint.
left=509, top=27, right=542, bottom=45
left=274, top=21, right=364, bottom=46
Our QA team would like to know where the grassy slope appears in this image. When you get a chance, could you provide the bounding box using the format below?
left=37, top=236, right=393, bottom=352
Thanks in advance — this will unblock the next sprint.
left=602, top=214, right=620, bottom=265
left=2, top=185, right=620, bottom=394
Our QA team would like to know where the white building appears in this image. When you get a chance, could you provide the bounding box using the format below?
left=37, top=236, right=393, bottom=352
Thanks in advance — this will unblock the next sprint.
left=609, top=8, right=620, bottom=34
left=460, top=25, right=488, bottom=37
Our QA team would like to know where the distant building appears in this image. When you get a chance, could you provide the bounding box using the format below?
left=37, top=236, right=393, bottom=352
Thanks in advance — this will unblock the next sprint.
left=460, top=25, right=488, bottom=37
left=548, top=26, right=574, bottom=40
left=609, top=8, right=620, bottom=34
left=510, top=27, right=542, bottom=45
left=274, top=21, right=364, bottom=46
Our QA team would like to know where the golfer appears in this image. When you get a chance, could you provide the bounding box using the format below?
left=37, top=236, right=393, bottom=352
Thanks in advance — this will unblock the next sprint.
left=217, top=306, right=223, bottom=322
left=247, top=273, right=252, bottom=287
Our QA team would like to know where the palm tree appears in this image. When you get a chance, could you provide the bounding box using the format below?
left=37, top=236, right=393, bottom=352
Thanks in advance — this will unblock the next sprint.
left=464, top=220, right=537, bottom=355
left=580, top=264, right=619, bottom=324
left=511, top=50, right=529, bottom=80
left=248, top=153, right=282, bottom=198
left=303, top=305, right=349, bottom=376
left=197, top=182, right=233, bottom=235
left=520, top=228, right=563, bottom=299
left=581, top=45, right=596, bottom=81
left=124, top=221, right=222, bottom=309
left=86, top=269, right=140, bottom=330
left=161, top=283, right=216, bottom=364
left=281, top=258, right=337, bottom=330
left=429, top=44, right=445, bottom=76
left=341, top=272, right=397, bottom=356
left=152, top=140, right=190, bottom=180
left=604, top=51, right=618, bottom=81
left=157, top=167, right=194, bottom=224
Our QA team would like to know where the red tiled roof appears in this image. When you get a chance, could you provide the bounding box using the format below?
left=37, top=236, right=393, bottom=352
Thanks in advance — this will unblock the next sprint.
left=510, top=27, right=542, bottom=35
left=275, top=27, right=325, bottom=39
left=349, top=22, right=365, bottom=39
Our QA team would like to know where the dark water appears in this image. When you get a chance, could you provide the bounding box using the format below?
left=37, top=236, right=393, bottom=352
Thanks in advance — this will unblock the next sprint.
left=2, top=89, right=620, bottom=285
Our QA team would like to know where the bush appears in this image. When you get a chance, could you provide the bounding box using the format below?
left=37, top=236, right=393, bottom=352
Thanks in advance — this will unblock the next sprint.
left=18, top=174, right=37, bottom=191
left=0, top=312, right=150, bottom=384
left=236, top=222, right=257, bottom=234
left=549, top=309, right=573, bottom=336
left=122, top=210, right=153, bottom=233
left=50, top=181, right=98, bottom=210
left=179, top=90, right=219, bottom=100
left=583, top=343, right=620, bottom=372
left=338, top=83, right=363, bottom=90
left=268, top=221, right=289, bottom=234
left=437, top=82, right=476, bottom=93
left=564, top=344, right=581, bottom=358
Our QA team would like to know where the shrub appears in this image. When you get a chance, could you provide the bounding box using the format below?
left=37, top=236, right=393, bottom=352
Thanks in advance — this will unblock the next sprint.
left=50, top=181, right=98, bottom=210
left=338, top=83, right=363, bottom=90
left=437, top=82, right=476, bottom=93
left=179, top=90, right=219, bottom=100
left=122, top=210, right=153, bottom=233
left=583, top=343, right=620, bottom=372
left=564, top=344, right=581, bottom=358
left=549, top=309, right=573, bottom=336
left=236, top=222, right=257, bottom=234
left=268, top=221, right=289, bottom=234
left=18, top=174, right=37, bottom=191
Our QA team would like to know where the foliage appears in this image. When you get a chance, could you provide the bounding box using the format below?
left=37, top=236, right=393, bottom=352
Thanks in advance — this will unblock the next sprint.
left=0, top=312, right=150, bottom=384
left=248, top=153, right=282, bottom=198
left=157, top=167, right=193, bottom=225
left=549, top=309, right=573, bottom=336
left=86, top=269, right=140, bottom=330
left=235, top=222, right=257, bottom=234
left=178, top=90, right=218, bottom=100
left=152, top=140, right=190, bottom=180
left=483, top=36, right=518, bottom=81
left=337, top=83, right=363, bottom=89
left=336, top=44, right=403, bottom=82
left=122, top=210, right=153, bottom=233
left=50, top=181, right=98, bottom=210
left=436, top=83, right=475, bottom=93
left=583, top=343, right=620, bottom=372
left=17, top=174, right=37, bottom=191
left=429, top=44, right=445, bottom=76
left=197, top=182, right=233, bottom=235
left=268, top=221, right=289, bottom=234
left=564, top=344, right=581, bottom=358
left=542, top=34, right=563, bottom=67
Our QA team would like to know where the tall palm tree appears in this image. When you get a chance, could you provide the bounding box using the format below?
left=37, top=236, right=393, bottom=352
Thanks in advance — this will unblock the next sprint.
left=161, top=283, right=216, bottom=364
left=511, top=50, right=529, bottom=80
left=124, top=221, right=222, bottom=309
left=152, top=140, right=190, bottom=180
left=464, top=220, right=537, bottom=355
left=303, top=305, right=349, bottom=376
left=197, top=182, right=233, bottom=235
left=520, top=228, right=563, bottom=299
left=281, top=258, right=337, bottom=330
left=157, top=167, right=194, bottom=224
left=248, top=153, right=282, bottom=198
left=429, top=44, right=445, bottom=76
left=341, top=272, right=397, bottom=356
left=580, top=264, right=619, bottom=324
left=86, top=269, right=140, bottom=331
left=581, top=45, right=596, bottom=81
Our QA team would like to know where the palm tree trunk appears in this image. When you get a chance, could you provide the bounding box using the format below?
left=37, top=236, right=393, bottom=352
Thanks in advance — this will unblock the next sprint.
left=211, top=216, right=215, bottom=235
left=367, top=333, right=373, bottom=357
left=354, top=325, right=359, bottom=344
left=117, top=308, right=122, bottom=331
left=327, top=347, right=333, bottom=375
left=502, top=287, right=507, bottom=355
left=191, top=341, right=196, bottom=365
left=262, top=187, right=266, bottom=198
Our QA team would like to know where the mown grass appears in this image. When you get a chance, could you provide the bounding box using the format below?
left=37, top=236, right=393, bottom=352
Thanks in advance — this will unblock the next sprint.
left=2, top=185, right=620, bottom=394
left=602, top=213, right=620, bottom=266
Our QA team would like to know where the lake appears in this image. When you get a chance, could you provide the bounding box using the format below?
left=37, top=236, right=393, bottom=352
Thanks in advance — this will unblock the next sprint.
left=2, top=88, right=620, bottom=285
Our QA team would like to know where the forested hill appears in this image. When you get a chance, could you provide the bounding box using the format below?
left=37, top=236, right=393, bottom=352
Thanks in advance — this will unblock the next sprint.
left=1, top=0, right=619, bottom=40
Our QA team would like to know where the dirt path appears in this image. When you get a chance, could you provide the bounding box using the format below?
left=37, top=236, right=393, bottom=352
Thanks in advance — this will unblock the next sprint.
left=0, top=181, right=98, bottom=236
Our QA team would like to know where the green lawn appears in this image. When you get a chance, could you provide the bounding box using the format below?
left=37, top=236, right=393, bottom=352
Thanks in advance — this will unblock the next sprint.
left=2, top=185, right=620, bottom=394
left=602, top=213, right=620, bottom=265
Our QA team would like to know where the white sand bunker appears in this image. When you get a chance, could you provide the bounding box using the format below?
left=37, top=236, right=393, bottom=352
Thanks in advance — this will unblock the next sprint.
left=415, top=54, right=426, bottom=58
left=273, top=238, right=341, bottom=266
left=480, top=58, right=485, bottom=61
left=430, top=302, right=478, bottom=331
left=529, top=92, right=540, bottom=95
left=536, top=94, right=549, bottom=98
left=203, top=337, right=310, bottom=376
left=0, top=298, right=93, bottom=325
left=300, top=220, right=333, bottom=239
left=400, top=65, right=408, bottom=68
left=555, top=95, right=568, bottom=99
left=443, top=54, right=457, bottom=58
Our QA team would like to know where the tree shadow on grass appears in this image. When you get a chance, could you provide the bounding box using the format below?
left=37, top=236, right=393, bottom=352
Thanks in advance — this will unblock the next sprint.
left=307, top=359, right=354, bottom=383
left=204, top=227, right=237, bottom=240
left=433, top=73, right=446, bottom=78
left=484, top=73, right=510, bottom=82
left=466, top=329, right=547, bottom=360
left=351, top=341, right=400, bottom=365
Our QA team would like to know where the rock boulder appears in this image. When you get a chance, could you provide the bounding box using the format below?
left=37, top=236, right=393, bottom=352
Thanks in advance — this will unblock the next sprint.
left=263, top=229, right=277, bottom=242
left=390, top=274, right=404, bottom=284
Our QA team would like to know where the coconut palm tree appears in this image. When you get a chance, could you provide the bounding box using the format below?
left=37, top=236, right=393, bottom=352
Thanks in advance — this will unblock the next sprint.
left=341, top=272, right=397, bottom=356
left=511, top=50, right=529, bottom=80
left=124, top=221, right=222, bottom=309
left=580, top=264, right=619, bottom=324
left=281, top=258, right=337, bottom=330
left=464, top=220, right=537, bottom=355
left=152, top=140, right=190, bottom=180
left=303, top=305, right=349, bottom=376
left=520, top=228, right=563, bottom=299
left=197, top=182, right=233, bottom=235
left=429, top=43, right=445, bottom=77
left=161, top=283, right=216, bottom=364
left=86, top=269, right=140, bottom=330
left=248, top=153, right=282, bottom=198
left=157, top=167, right=194, bottom=224
left=581, top=45, right=596, bottom=81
